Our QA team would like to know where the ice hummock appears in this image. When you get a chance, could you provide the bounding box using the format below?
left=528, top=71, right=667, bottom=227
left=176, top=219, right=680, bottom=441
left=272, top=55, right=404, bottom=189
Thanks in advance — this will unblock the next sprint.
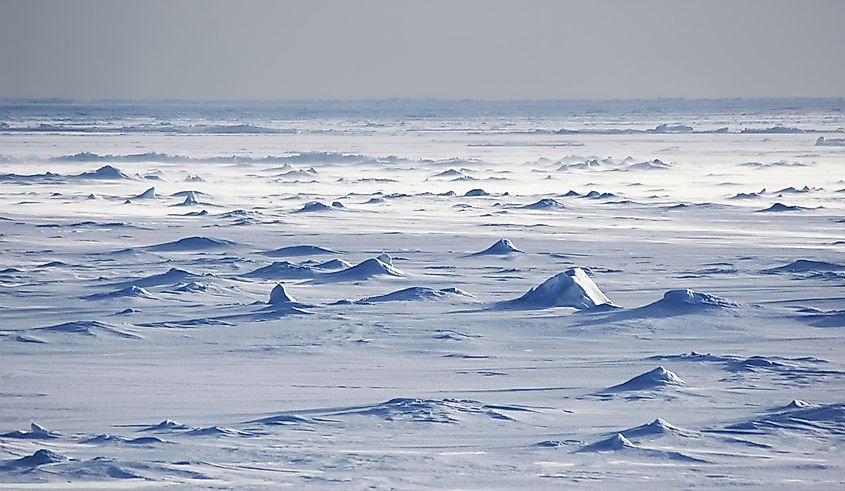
left=603, top=366, right=686, bottom=392
left=268, top=283, right=297, bottom=305
left=313, top=256, right=405, bottom=282
left=147, top=236, right=236, bottom=251
left=763, top=259, right=845, bottom=274
left=497, top=268, right=615, bottom=310
left=357, top=286, right=473, bottom=303
left=1, top=422, right=61, bottom=439
left=132, top=187, right=157, bottom=200
left=469, top=239, right=523, bottom=256
left=264, top=245, right=338, bottom=257
left=646, top=289, right=738, bottom=311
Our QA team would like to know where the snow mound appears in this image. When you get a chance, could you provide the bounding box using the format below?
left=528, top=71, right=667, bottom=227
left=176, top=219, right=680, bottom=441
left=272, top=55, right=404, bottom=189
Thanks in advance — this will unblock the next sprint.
left=724, top=402, right=845, bottom=436
left=72, top=165, right=131, bottom=180
left=497, top=268, right=615, bottom=310
left=184, top=426, right=250, bottom=437
left=1, top=423, right=60, bottom=439
left=534, top=439, right=582, bottom=448
left=729, top=190, right=764, bottom=200
left=132, top=187, right=157, bottom=200
left=148, top=236, right=236, bottom=251
left=520, top=198, right=565, bottom=210
left=577, top=433, right=636, bottom=452
left=264, top=245, right=338, bottom=257
left=763, top=259, right=845, bottom=274
left=70, top=458, right=147, bottom=479
left=178, top=191, right=200, bottom=206
left=82, top=433, right=126, bottom=444
left=629, top=159, right=671, bottom=170
left=218, top=209, right=255, bottom=219
left=558, top=159, right=601, bottom=171
left=783, top=399, right=813, bottom=410
left=247, top=414, right=315, bottom=426
left=730, top=356, right=792, bottom=371
left=816, top=136, right=845, bottom=146
left=741, top=126, right=802, bottom=134
left=376, top=253, right=394, bottom=266
left=806, top=309, right=845, bottom=328
left=33, top=320, right=142, bottom=339
left=276, top=168, right=319, bottom=179
left=327, top=398, right=523, bottom=424
left=4, top=449, right=67, bottom=468
left=576, top=433, right=705, bottom=462
left=433, top=168, right=467, bottom=178
left=0, top=170, right=58, bottom=182
left=649, top=124, right=694, bottom=134
left=775, top=185, right=812, bottom=194
left=620, top=418, right=698, bottom=439
left=590, top=290, right=738, bottom=323
left=603, top=367, right=686, bottom=392
left=269, top=283, right=297, bottom=305
left=172, top=189, right=209, bottom=198
left=358, top=286, right=474, bottom=303
left=121, top=267, right=203, bottom=288
left=126, top=436, right=166, bottom=445
left=170, top=281, right=211, bottom=293
left=464, top=188, right=489, bottom=197
left=244, top=261, right=316, bottom=279
left=470, top=239, right=523, bottom=256
left=582, top=190, right=617, bottom=199
left=16, top=334, right=47, bottom=344
left=757, top=202, right=805, bottom=212
left=314, top=257, right=405, bottom=282
left=644, top=289, right=738, bottom=312
left=83, top=285, right=156, bottom=301
left=140, top=419, right=189, bottom=432
left=439, top=287, right=474, bottom=297
left=295, top=201, right=334, bottom=213
left=313, top=258, right=351, bottom=270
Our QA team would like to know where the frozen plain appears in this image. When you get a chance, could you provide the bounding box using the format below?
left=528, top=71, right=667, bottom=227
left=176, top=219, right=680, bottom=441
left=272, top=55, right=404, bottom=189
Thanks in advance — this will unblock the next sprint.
left=0, top=99, right=844, bottom=489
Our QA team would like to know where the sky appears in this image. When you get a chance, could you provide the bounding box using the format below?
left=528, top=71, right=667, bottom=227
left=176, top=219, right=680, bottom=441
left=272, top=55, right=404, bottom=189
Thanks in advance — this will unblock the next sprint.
left=1, top=0, right=843, bottom=101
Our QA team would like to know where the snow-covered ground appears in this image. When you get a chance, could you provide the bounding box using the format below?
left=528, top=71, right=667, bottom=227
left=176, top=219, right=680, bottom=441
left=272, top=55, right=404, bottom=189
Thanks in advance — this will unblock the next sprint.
left=0, top=99, right=843, bottom=489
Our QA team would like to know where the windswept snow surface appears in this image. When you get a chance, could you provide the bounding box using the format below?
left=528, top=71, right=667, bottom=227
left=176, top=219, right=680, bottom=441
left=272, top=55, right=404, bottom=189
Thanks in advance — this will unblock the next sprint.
left=1, top=99, right=844, bottom=488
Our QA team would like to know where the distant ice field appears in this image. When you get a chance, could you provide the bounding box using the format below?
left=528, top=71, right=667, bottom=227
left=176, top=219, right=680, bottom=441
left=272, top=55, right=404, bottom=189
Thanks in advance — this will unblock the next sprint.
left=0, top=99, right=843, bottom=489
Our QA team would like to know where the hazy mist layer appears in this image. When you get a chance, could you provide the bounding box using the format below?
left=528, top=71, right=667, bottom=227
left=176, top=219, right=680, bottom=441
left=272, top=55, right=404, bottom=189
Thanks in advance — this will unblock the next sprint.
left=1, top=0, right=843, bottom=100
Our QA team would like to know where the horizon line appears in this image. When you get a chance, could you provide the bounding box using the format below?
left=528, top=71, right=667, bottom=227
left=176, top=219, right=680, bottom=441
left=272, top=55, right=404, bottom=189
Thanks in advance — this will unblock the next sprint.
left=2, top=96, right=845, bottom=105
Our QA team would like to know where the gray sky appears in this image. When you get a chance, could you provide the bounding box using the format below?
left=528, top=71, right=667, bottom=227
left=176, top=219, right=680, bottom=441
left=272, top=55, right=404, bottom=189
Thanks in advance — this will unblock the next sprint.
left=1, top=0, right=843, bottom=101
